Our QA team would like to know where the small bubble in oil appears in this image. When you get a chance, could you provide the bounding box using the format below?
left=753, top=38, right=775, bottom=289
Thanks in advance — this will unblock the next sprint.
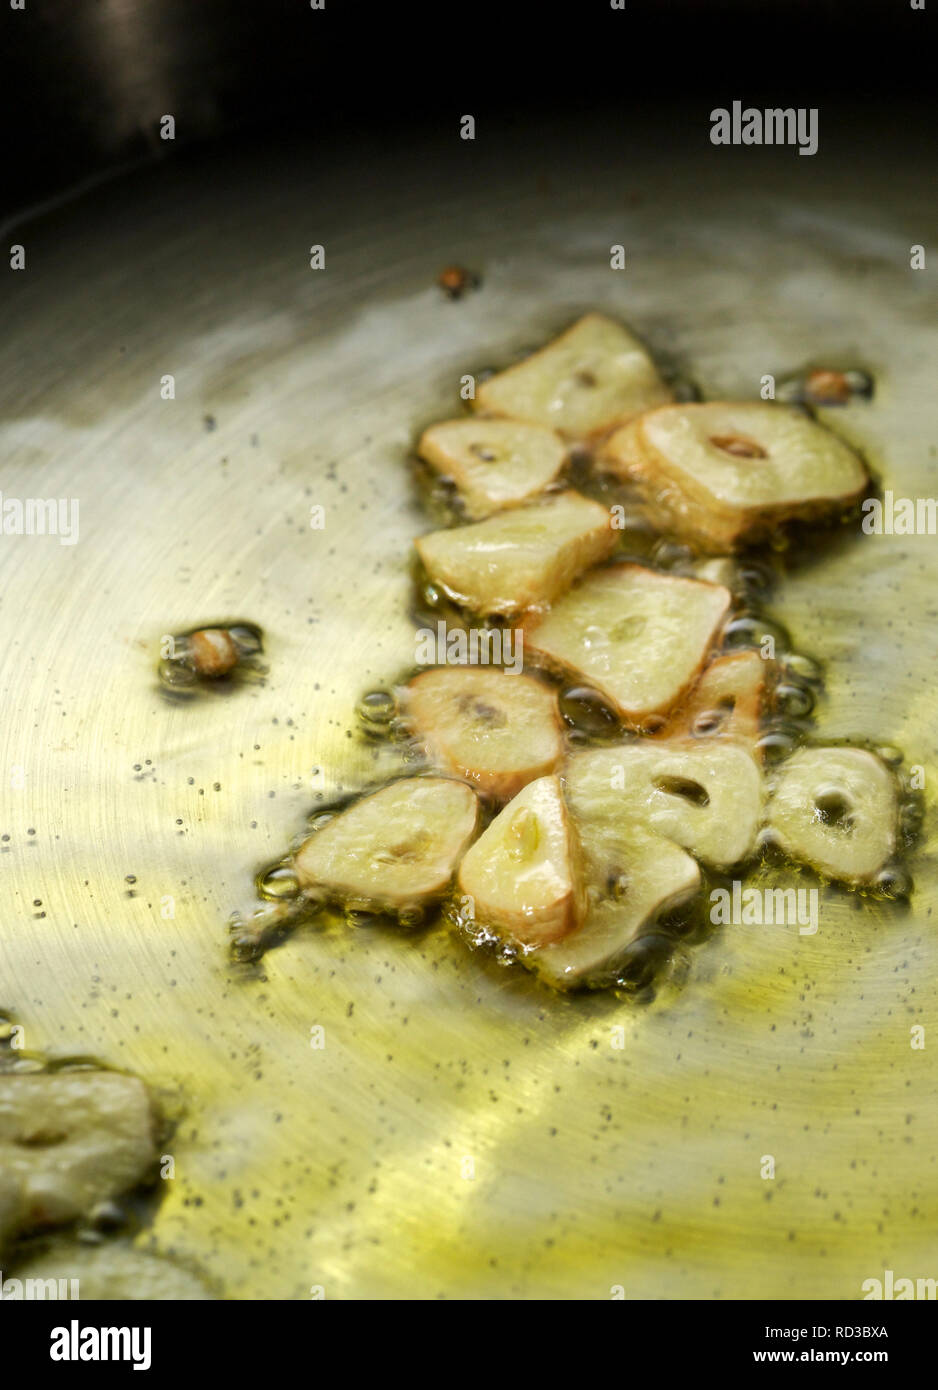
left=756, top=728, right=800, bottom=763
left=615, top=932, right=674, bottom=991
left=724, top=614, right=789, bottom=651
left=88, top=1200, right=128, bottom=1233
left=345, top=905, right=383, bottom=929
left=874, top=744, right=904, bottom=767
left=782, top=652, right=823, bottom=685
left=230, top=933, right=262, bottom=964
left=737, top=561, right=776, bottom=599
left=356, top=690, right=397, bottom=727
left=256, top=864, right=301, bottom=900
left=774, top=682, right=816, bottom=719
left=872, top=865, right=913, bottom=900
left=158, top=659, right=197, bottom=690
left=898, top=798, right=924, bottom=840
left=651, top=538, right=694, bottom=569
left=559, top=686, right=620, bottom=738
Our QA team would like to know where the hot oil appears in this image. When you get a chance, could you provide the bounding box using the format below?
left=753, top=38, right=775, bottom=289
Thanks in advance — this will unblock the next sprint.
left=1, top=131, right=935, bottom=1301
left=237, top=422, right=920, bottom=999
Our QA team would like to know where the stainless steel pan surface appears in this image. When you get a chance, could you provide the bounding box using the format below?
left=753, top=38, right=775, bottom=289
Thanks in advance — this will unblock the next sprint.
left=1, top=119, right=936, bottom=1299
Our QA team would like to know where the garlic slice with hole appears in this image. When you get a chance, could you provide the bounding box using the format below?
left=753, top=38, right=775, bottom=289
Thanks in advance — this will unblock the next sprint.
left=766, top=746, right=898, bottom=883
left=603, top=401, right=868, bottom=550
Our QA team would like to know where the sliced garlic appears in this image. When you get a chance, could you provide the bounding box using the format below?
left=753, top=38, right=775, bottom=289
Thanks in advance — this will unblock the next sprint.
left=603, top=401, right=868, bottom=550
left=475, top=313, right=672, bottom=439
left=418, top=418, right=567, bottom=519
left=565, top=739, right=764, bottom=871
left=533, top=826, right=700, bottom=990
left=766, top=746, right=898, bottom=883
left=293, top=777, right=479, bottom=911
left=0, top=1071, right=157, bottom=1248
left=415, top=490, right=616, bottom=616
left=524, top=563, right=730, bottom=725
left=457, top=775, right=586, bottom=947
left=659, top=650, right=768, bottom=754
left=402, top=667, right=563, bottom=802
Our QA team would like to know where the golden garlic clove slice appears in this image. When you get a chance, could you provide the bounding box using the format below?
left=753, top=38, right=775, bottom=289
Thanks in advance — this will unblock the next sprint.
left=415, top=490, right=616, bottom=616
left=417, top=418, right=568, bottom=519
left=402, top=666, right=563, bottom=802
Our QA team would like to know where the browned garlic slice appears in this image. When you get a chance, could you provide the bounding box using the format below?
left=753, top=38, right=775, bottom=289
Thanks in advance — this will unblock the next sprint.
left=402, top=667, right=563, bottom=802
left=457, top=775, right=586, bottom=947
left=603, top=401, right=868, bottom=550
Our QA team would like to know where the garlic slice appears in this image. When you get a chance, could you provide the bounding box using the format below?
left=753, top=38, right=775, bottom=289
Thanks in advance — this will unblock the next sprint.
left=475, top=313, right=672, bottom=439
left=767, top=746, right=898, bottom=883
left=525, top=563, right=730, bottom=726
left=294, top=777, right=479, bottom=911
left=402, top=667, right=563, bottom=802
left=415, top=490, right=616, bottom=616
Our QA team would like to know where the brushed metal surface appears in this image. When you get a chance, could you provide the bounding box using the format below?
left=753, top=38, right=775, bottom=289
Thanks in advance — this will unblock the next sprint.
left=1, top=130, right=935, bottom=1299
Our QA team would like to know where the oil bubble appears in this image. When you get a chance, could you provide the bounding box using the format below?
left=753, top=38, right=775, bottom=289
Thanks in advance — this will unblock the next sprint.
left=615, top=933, right=674, bottom=991
left=774, top=683, right=816, bottom=719
left=158, top=660, right=197, bottom=690
left=559, top=686, right=620, bottom=738
left=756, top=729, right=800, bottom=763
left=898, top=799, right=924, bottom=840
left=781, top=652, right=823, bottom=685
left=724, top=614, right=789, bottom=651
left=228, top=625, right=263, bottom=656
left=256, top=864, right=301, bottom=900
left=652, top=538, right=694, bottom=570
left=344, top=903, right=383, bottom=928
left=872, top=865, right=912, bottom=900
left=357, top=690, right=397, bottom=727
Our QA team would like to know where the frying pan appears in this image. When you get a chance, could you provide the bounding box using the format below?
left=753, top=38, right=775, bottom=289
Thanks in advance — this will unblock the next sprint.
left=1, top=7, right=936, bottom=1301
